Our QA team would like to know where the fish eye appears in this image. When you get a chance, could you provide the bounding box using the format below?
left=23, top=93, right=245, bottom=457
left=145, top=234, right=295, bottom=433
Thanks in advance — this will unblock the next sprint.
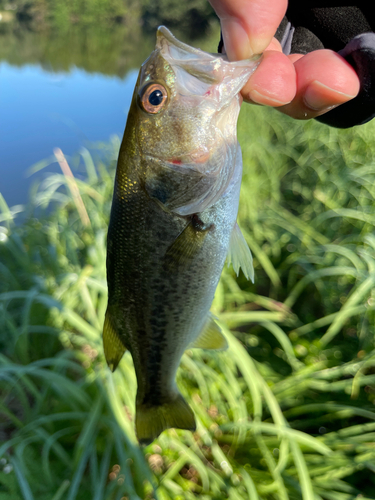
left=140, top=83, right=168, bottom=114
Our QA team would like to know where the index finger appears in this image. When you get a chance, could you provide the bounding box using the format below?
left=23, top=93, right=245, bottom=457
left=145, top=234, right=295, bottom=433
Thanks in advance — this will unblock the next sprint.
left=209, top=0, right=287, bottom=60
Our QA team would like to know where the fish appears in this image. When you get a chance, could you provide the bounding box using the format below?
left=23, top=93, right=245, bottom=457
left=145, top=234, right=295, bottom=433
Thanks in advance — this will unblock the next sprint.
left=103, top=26, right=260, bottom=445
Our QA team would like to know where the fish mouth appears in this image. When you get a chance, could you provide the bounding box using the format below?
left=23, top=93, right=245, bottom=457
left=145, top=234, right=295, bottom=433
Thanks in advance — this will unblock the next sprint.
left=154, top=26, right=262, bottom=119
left=156, top=26, right=229, bottom=87
left=157, top=25, right=262, bottom=65
left=157, top=26, right=215, bottom=59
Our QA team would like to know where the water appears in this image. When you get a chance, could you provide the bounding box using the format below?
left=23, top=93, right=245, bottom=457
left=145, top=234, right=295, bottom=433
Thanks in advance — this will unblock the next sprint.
left=0, top=61, right=138, bottom=208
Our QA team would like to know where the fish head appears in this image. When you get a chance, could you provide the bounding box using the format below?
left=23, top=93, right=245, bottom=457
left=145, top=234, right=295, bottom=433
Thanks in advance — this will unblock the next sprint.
left=130, top=27, right=261, bottom=214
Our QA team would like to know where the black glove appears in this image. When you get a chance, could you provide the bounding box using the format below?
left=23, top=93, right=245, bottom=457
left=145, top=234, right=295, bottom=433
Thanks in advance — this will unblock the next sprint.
left=275, top=1, right=375, bottom=128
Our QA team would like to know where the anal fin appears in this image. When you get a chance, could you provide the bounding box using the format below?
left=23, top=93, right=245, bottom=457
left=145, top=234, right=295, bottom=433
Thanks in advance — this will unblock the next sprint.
left=227, top=222, right=254, bottom=282
left=135, top=393, right=196, bottom=446
left=103, top=309, right=126, bottom=372
left=189, top=313, right=227, bottom=350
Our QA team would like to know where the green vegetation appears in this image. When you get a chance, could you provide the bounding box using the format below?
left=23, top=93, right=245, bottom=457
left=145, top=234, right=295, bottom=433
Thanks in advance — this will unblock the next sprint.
left=1, top=107, right=375, bottom=499
left=0, top=0, right=215, bottom=34
left=141, top=0, right=216, bottom=38
left=0, top=0, right=140, bottom=30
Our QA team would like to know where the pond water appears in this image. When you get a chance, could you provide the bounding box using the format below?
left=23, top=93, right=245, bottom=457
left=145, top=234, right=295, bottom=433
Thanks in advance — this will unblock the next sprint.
left=0, top=62, right=137, bottom=208
left=0, top=23, right=219, bottom=209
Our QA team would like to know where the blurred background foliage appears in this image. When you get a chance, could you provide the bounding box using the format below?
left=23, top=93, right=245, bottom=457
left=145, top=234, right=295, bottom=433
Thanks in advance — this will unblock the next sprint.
left=0, top=0, right=215, bottom=31
left=0, top=0, right=218, bottom=74
left=1, top=1, right=375, bottom=499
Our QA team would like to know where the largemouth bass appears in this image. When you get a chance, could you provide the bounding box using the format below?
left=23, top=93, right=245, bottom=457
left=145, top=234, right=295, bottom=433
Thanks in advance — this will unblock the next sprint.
left=104, top=27, right=259, bottom=445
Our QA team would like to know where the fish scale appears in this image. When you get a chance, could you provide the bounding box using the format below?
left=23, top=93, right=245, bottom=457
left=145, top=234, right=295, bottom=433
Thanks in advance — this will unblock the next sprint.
left=103, top=26, right=259, bottom=445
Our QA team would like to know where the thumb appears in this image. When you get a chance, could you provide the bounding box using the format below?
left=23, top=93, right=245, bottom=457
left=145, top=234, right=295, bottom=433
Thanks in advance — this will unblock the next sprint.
left=209, top=0, right=287, bottom=60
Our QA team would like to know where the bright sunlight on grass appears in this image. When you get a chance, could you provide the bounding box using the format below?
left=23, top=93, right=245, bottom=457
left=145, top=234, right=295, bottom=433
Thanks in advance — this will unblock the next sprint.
left=1, top=106, right=375, bottom=499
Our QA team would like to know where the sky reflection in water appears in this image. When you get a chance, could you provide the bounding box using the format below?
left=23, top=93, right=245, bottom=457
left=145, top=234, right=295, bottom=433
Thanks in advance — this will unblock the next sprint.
left=0, top=62, right=137, bottom=207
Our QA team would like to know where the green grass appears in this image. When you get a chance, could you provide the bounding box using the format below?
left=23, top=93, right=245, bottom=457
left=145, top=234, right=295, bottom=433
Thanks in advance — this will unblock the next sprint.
left=1, top=107, right=375, bottom=500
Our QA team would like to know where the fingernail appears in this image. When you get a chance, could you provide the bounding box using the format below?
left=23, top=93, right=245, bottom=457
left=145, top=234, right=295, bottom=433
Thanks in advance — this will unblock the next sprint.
left=304, top=80, right=356, bottom=111
left=248, top=89, right=291, bottom=107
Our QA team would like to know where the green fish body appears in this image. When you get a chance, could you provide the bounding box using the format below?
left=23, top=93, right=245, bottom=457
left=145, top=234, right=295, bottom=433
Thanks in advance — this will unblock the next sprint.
left=104, top=27, right=259, bottom=444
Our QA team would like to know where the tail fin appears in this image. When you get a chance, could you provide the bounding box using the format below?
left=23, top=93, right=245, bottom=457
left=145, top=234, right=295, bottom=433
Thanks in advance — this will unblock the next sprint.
left=135, top=394, right=196, bottom=445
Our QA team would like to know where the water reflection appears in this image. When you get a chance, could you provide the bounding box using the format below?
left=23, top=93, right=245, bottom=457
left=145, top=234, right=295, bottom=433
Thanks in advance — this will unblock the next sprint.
left=0, top=22, right=156, bottom=76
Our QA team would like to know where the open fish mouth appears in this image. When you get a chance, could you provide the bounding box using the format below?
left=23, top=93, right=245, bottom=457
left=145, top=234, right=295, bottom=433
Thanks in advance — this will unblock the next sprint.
left=157, top=25, right=262, bottom=94
left=157, top=25, right=262, bottom=74
left=157, top=25, right=224, bottom=66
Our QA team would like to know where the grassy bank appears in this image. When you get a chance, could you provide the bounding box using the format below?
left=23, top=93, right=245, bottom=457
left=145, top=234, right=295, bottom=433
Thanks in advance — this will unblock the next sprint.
left=1, top=106, right=375, bottom=499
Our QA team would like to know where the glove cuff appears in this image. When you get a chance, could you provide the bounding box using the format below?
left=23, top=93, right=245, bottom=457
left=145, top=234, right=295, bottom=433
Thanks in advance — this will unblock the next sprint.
left=317, top=32, right=375, bottom=127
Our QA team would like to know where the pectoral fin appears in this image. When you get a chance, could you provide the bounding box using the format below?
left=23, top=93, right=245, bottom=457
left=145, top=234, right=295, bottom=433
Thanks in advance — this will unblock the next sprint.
left=227, top=223, right=254, bottom=282
left=189, top=313, right=227, bottom=350
left=103, top=309, right=126, bottom=372
left=165, top=215, right=212, bottom=268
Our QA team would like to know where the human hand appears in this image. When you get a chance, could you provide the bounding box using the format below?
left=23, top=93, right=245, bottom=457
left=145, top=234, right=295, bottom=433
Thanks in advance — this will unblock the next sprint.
left=208, top=0, right=360, bottom=120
